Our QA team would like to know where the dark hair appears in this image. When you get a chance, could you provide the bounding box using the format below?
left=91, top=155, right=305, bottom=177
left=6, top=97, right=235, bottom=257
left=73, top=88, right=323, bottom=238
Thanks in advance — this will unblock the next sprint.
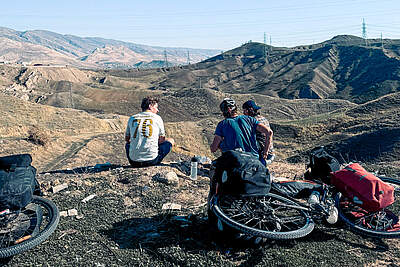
left=244, top=107, right=260, bottom=117
left=141, top=96, right=159, bottom=111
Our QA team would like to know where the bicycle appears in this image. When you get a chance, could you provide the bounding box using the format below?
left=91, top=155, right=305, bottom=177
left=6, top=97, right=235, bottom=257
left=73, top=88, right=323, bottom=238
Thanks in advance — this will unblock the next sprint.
left=0, top=196, right=60, bottom=258
left=209, top=176, right=400, bottom=241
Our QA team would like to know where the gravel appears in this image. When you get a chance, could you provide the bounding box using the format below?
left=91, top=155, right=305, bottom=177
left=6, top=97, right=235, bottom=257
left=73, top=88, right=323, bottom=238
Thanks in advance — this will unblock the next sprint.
left=1, top=164, right=400, bottom=267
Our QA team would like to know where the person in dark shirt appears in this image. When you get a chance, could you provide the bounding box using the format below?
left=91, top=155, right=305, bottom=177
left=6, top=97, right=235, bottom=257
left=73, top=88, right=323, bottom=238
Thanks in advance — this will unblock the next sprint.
left=242, top=100, right=275, bottom=165
left=210, top=98, right=273, bottom=161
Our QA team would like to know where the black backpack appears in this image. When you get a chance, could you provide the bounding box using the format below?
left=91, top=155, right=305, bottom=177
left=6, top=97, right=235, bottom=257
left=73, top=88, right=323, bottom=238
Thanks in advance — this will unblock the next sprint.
left=304, top=146, right=340, bottom=184
left=0, top=154, right=41, bottom=210
left=214, top=150, right=271, bottom=196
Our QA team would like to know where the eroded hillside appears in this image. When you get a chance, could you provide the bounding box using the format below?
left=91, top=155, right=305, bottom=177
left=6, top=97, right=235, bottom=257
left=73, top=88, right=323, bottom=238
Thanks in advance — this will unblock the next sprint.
left=0, top=27, right=219, bottom=68
left=1, top=35, right=400, bottom=173
left=1, top=90, right=400, bottom=266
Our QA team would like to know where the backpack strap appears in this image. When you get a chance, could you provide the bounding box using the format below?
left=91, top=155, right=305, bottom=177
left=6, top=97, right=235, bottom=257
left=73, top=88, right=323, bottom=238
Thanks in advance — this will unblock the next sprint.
left=343, top=165, right=368, bottom=180
left=344, top=166, right=357, bottom=172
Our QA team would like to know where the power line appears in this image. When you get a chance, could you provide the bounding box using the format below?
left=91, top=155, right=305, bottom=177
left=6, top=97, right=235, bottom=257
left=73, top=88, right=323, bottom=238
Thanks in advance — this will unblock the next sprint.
left=264, top=32, right=268, bottom=63
left=164, top=49, right=169, bottom=67
left=270, top=35, right=272, bottom=52
left=35, top=0, right=390, bottom=19
left=362, top=18, right=369, bottom=46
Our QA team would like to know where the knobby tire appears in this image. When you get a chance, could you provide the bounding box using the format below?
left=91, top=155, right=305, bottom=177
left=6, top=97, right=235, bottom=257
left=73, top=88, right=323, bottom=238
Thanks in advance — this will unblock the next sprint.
left=0, top=196, right=60, bottom=258
left=212, top=193, right=315, bottom=240
left=335, top=176, right=400, bottom=238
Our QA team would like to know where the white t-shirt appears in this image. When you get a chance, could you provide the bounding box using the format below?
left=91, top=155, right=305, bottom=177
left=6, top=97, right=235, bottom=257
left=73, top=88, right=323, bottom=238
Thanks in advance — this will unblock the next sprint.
left=125, top=111, right=165, bottom=162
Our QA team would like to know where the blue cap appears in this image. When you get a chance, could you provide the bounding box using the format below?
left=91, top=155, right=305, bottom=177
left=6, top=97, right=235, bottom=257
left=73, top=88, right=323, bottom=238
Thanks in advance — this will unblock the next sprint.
left=242, top=100, right=261, bottom=110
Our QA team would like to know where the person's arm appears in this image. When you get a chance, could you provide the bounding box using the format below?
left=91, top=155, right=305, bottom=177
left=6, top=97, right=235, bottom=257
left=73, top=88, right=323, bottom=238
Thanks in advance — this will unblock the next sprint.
left=210, top=135, right=223, bottom=153
left=125, top=119, right=131, bottom=143
left=157, top=116, right=167, bottom=144
left=256, top=123, right=273, bottom=159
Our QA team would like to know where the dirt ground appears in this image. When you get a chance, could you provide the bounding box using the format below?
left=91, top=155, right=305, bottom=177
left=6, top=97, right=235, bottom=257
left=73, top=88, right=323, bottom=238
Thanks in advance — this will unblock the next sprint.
left=0, top=113, right=399, bottom=266
left=0, top=153, right=399, bottom=267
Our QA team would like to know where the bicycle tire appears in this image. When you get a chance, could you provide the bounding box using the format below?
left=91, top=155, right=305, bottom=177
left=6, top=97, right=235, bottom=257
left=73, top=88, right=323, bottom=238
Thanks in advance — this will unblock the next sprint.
left=211, top=193, right=315, bottom=240
left=0, top=196, right=60, bottom=258
left=335, top=176, right=400, bottom=238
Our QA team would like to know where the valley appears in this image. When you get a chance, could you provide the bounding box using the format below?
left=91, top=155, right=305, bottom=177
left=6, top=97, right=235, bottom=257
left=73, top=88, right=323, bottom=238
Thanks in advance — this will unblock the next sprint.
left=1, top=34, right=400, bottom=266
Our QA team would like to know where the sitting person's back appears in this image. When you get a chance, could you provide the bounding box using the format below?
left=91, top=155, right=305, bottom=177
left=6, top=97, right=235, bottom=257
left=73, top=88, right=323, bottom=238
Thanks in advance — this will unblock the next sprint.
left=125, top=96, right=174, bottom=167
left=208, top=98, right=273, bottom=212
left=213, top=114, right=260, bottom=157
left=210, top=98, right=272, bottom=161
left=242, top=100, right=275, bottom=165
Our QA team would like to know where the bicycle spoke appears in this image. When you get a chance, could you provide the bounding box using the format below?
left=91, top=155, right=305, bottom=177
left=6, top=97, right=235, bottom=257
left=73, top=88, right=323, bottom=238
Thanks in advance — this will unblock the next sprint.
left=213, top=194, right=314, bottom=239
left=336, top=177, right=400, bottom=238
left=0, top=197, right=59, bottom=258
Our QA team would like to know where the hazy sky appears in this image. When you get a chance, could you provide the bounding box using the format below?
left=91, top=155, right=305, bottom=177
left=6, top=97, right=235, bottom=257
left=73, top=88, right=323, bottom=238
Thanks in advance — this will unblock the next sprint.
left=1, top=0, right=399, bottom=50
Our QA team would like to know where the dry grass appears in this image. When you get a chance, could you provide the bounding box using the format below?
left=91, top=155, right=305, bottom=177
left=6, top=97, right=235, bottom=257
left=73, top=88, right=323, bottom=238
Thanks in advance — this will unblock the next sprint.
left=0, top=93, right=128, bottom=138
left=269, top=160, right=306, bottom=180
left=27, top=126, right=50, bottom=146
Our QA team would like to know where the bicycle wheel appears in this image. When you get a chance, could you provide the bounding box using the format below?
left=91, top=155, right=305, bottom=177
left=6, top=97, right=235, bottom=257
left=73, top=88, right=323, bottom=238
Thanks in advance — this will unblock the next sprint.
left=211, top=193, right=315, bottom=240
left=0, top=196, right=60, bottom=258
left=335, top=176, right=400, bottom=238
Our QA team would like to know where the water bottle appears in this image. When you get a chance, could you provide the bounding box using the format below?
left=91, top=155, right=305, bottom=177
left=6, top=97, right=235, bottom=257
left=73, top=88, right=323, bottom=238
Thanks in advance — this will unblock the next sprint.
left=190, top=156, right=198, bottom=180
left=308, top=191, right=320, bottom=205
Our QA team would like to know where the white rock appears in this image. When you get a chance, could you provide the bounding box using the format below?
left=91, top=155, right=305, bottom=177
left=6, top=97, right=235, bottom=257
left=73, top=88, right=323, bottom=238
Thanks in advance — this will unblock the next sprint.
left=81, top=194, right=96, bottom=203
left=68, top=209, right=78, bottom=216
left=20, top=94, right=29, bottom=101
left=124, top=197, right=134, bottom=207
left=52, top=183, right=68, bottom=194
left=60, top=211, right=68, bottom=217
left=162, top=203, right=181, bottom=210
left=165, top=171, right=179, bottom=185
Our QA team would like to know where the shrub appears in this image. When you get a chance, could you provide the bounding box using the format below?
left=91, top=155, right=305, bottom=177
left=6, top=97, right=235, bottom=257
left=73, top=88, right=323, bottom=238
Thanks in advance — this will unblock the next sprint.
left=27, top=126, right=50, bottom=146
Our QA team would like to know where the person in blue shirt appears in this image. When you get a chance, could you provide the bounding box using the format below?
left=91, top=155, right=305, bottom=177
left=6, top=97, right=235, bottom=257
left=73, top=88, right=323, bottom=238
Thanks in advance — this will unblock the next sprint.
left=210, top=98, right=273, bottom=161
left=207, top=98, right=273, bottom=223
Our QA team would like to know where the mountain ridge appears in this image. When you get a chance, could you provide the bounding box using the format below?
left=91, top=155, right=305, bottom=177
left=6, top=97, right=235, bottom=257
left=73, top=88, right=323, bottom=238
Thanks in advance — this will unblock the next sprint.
left=0, top=26, right=219, bottom=68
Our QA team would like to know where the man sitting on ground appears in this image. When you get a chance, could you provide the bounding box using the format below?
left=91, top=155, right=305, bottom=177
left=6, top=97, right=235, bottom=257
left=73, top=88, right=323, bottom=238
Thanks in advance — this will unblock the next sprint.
left=242, top=100, right=275, bottom=165
left=125, top=96, right=174, bottom=167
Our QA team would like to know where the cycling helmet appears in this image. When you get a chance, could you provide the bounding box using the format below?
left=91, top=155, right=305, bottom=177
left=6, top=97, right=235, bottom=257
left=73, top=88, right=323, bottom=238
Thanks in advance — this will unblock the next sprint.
left=219, top=98, right=236, bottom=113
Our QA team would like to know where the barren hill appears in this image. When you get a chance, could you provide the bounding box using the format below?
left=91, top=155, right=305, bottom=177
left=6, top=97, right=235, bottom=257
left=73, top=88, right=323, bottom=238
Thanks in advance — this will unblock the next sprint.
left=0, top=27, right=219, bottom=68
left=67, top=35, right=400, bottom=104
left=1, top=91, right=400, bottom=266
left=1, top=45, right=400, bottom=265
left=2, top=34, right=400, bottom=116
left=283, top=92, right=400, bottom=175
left=165, top=36, right=400, bottom=104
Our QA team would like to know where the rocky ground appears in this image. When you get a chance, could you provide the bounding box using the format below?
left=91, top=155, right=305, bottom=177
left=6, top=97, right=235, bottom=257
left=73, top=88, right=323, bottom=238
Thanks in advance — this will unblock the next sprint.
left=1, top=156, right=399, bottom=267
